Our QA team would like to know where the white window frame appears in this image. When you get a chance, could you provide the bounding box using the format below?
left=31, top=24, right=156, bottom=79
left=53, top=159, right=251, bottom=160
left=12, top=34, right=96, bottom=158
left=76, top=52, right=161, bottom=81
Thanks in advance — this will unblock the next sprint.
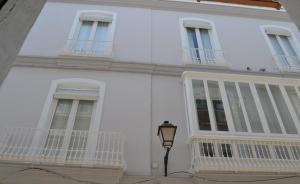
left=62, top=10, right=117, bottom=58
left=179, top=18, right=227, bottom=66
left=31, top=78, right=106, bottom=160
left=261, top=25, right=300, bottom=72
left=183, top=71, right=300, bottom=138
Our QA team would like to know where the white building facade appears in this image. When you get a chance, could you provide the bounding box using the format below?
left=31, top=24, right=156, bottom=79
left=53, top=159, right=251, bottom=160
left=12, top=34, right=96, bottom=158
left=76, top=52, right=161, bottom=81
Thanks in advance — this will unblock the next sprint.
left=1, top=0, right=300, bottom=183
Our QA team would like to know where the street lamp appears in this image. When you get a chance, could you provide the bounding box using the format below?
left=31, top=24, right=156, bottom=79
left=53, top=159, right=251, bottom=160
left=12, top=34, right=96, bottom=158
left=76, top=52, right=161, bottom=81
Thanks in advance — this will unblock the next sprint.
left=157, top=121, right=177, bottom=176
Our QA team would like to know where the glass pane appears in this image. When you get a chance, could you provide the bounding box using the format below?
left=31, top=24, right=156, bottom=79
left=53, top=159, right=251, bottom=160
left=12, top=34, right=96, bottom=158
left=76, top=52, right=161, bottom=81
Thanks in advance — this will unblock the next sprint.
left=187, top=28, right=200, bottom=62
left=199, top=28, right=215, bottom=62
left=75, top=21, right=93, bottom=51
left=280, top=36, right=300, bottom=66
left=50, top=99, right=72, bottom=130
left=68, top=100, right=94, bottom=160
left=255, top=84, right=282, bottom=134
left=286, top=86, right=300, bottom=121
left=225, top=82, right=247, bottom=132
left=44, top=99, right=72, bottom=158
left=268, top=34, right=288, bottom=66
left=77, top=21, right=93, bottom=41
left=93, top=21, right=109, bottom=53
left=269, top=85, right=297, bottom=134
left=208, top=81, right=228, bottom=131
left=239, top=83, right=264, bottom=133
left=73, top=100, right=94, bottom=131
left=192, top=80, right=211, bottom=130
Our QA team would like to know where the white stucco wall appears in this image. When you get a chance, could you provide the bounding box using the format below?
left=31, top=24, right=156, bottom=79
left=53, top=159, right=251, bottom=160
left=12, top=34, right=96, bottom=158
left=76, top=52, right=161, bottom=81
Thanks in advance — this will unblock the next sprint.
left=0, top=67, right=153, bottom=175
left=19, top=2, right=300, bottom=73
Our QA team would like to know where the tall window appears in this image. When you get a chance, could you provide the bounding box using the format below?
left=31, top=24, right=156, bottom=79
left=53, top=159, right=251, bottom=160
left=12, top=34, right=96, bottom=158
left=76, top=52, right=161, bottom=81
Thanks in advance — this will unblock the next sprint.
left=185, top=72, right=300, bottom=135
left=35, top=79, right=106, bottom=161
left=65, top=11, right=117, bottom=57
left=263, top=26, right=300, bottom=70
left=44, top=99, right=95, bottom=160
left=181, top=18, right=224, bottom=65
left=186, top=28, right=214, bottom=62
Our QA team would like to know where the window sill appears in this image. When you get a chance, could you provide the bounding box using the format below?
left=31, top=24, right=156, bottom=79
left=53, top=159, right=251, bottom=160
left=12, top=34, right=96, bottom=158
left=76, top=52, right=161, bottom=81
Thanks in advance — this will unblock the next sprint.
left=184, top=60, right=230, bottom=69
left=60, top=50, right=113, bottom=59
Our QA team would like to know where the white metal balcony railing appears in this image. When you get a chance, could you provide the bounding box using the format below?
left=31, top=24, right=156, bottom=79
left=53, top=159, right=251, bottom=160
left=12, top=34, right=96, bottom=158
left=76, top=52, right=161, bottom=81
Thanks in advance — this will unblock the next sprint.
left=0, top=127, right=125, bottom=168
left=64, top=39, right=113, bottom=57
left=184, top=48, right=225, bottom=65
left=273, top=54, right=300, bottom=71
left=191, top=134, right=300, bottom=173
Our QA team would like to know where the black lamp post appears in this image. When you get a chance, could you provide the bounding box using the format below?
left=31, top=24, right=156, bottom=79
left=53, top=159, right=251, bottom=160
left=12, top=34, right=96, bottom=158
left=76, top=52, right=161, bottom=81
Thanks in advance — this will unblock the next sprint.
left=157, top=121, right=177, bottom=177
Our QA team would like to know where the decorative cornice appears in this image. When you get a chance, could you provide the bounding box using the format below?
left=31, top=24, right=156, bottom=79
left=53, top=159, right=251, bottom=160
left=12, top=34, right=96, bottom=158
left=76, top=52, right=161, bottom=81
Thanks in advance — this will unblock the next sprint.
left=14, top=55, right=300, bottom=79
left=48, top=0, right=290, bottom=21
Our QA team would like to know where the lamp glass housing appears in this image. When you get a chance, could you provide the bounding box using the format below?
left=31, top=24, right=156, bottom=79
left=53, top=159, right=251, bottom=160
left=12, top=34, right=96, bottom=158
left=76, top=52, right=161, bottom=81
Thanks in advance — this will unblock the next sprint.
left=158, top=121, right=177, bottom=148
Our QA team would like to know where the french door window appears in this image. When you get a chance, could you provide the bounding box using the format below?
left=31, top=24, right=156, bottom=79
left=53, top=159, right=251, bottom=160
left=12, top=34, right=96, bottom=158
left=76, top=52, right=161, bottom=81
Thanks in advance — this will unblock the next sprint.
left=64, top=11, right=116, bottom=57
left=186, top=27, right=215, bottom=63
left=74, top=20, right=109, bottom=53
left=263, top=26, right=300, bottom=70
left=268, top=34, right=300, bottom=68
left=44, top=99, right=94, bottom=160
left=181, top=18, right=225, bottom=65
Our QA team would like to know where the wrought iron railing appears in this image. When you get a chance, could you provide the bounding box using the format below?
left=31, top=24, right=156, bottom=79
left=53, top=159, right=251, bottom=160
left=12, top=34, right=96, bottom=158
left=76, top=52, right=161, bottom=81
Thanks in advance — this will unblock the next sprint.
left=191, top=134, right=300, bottom=173
left=273, top=54, right=300, bottom=71
left=183, top=48, right=225, bottom=65
left=63, top=39, right=113, bottom=57
left=0, top=127, right=125, bottom=168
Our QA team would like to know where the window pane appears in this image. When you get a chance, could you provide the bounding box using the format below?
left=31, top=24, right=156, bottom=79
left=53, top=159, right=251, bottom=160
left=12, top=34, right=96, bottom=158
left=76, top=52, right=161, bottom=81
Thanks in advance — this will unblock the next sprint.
left=239, top=83, right=264, bottom=133
left=76, top=21, right=93, bottom=51
left=208, top=81, right=228, bottom=131
left=192, top=80, right=211, bottom=130
left=280, top=35, right=300, bottom=66
left=269, top=85, right=297, bottom=134
left=45, top=99, right=72, bottom=158
left=93, top=22, right=109, bottom=53
left=187, top=28, right=200, bottom=62
left=255, top=84, right=282, bottom=134
left=68, top=100, right=94, bottom=160
left=77, top=21, right=93, bottom=40
left=50, top=99, right=72, bottom=130
left=225, top=82, right=247, bottom=132
left=73, top=100, right=94, bottom=131
left=286, top=86, right=300, bottom=121
left=199, top=29, right=215, bottom=62
left=268, top=34, right=288, bottom=66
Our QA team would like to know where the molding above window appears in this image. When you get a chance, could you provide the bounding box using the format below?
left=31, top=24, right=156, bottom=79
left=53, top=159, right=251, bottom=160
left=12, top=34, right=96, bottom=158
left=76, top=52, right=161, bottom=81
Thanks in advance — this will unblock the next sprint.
left=183, top=19, right=212, bottom=29
left=79, top=12, right=114, bottom=22
left=264, top=26, right=291, bottom=36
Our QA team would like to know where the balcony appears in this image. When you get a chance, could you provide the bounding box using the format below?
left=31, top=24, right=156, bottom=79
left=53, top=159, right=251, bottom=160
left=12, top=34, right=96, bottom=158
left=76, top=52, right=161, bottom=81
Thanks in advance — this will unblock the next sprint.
left=183, top=48, right=226, bottom=66
left=0, top=127, right=125, bottom=168
left=63, top=39, right=113, bottom=58
left=191, top=134, right=300, bottom=173
left=273, top=54, right=300, bottom=72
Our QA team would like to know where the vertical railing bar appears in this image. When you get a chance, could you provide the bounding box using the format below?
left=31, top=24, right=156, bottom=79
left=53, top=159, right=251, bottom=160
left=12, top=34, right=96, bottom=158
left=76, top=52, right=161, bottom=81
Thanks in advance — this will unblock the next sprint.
left=100, top=132, right=106, bottom=163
